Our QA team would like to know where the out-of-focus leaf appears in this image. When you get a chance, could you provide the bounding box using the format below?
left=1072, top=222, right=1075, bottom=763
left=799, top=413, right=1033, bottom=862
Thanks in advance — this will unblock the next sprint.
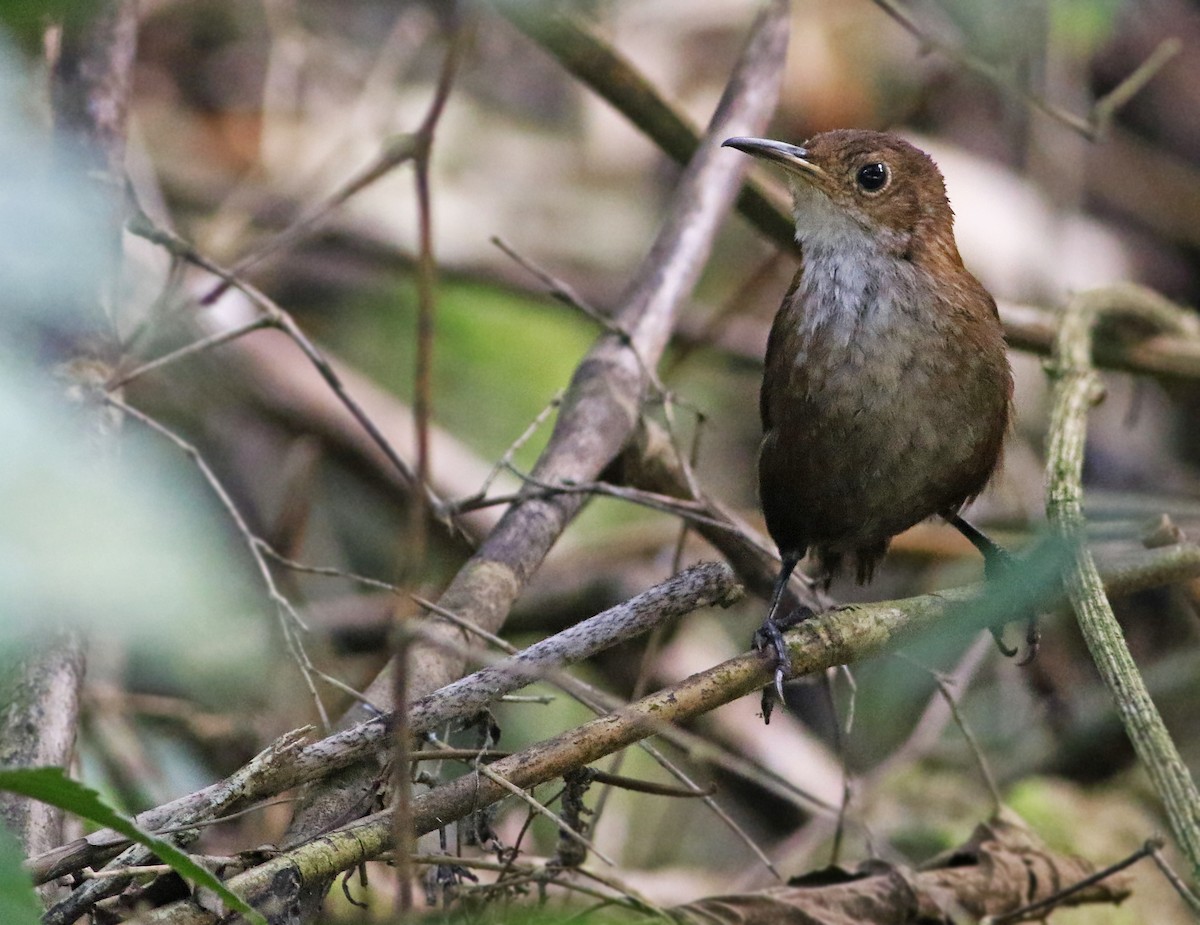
left=0, top=825, right=40, bottom=925
left=0, top=0, right=100, bottom=51
left=0, top=767, right=266, bottom=925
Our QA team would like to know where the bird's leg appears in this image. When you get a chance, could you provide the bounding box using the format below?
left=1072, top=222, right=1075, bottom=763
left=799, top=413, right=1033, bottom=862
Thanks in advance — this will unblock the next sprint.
left=944, top=512, right=1039, bottom=662
left=753, top=553, right=812, bottom=705
left=945, top=512, right=1014, bottom=578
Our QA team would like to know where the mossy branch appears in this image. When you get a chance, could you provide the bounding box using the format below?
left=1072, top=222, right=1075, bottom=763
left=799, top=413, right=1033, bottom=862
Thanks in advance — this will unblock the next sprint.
left=1045, top=281, right=1200, bottom=883
left=132, top=541, right=1200, bottom=925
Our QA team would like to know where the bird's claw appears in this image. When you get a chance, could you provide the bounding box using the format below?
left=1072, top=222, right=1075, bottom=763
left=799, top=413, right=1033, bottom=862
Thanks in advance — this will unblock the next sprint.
left=1016, top=617, right=1041, bottom=666
left=753, top=606, right=814, bottom=710
left=989, top=615, right=1041, bottom=664
left=988, top=624, right=1018, bottom=659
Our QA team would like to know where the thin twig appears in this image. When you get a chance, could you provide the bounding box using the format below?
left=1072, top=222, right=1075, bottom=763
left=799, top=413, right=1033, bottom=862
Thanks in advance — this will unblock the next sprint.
left=110, top=316, right=273, bottom=388
left=1148, top=841, right=1200, bottom=916
left=124, top=205, right=455, bottom=527
left=474, top=766, right=616, bottom=868
left=105, top=395, right=330, bottom=724
left=197, top=9, right=470, bottom=305
left=899, top=654, right=1002, bottom=813
left=871, top=0, right=1179, bottom=140
left=985, top=838, right=1160, bottom=925
left=491, top=235, right=707, bottom=497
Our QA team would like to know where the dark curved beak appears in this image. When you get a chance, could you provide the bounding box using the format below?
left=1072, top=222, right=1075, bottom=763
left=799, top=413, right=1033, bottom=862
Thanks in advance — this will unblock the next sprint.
left=722, top=136, right=827, bottom=182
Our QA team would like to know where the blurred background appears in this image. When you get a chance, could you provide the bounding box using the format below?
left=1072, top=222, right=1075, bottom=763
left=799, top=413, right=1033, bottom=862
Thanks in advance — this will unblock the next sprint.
left=5, top=0, right=1200, bottom=921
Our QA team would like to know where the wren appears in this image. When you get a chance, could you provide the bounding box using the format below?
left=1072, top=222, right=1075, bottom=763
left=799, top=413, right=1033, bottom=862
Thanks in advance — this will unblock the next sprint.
left=723, top=130, right=1014, bottom=694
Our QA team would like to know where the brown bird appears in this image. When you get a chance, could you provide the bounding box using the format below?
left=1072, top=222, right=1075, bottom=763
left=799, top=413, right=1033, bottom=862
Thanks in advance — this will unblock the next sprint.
left=722, top=130, right=1014, bottom=694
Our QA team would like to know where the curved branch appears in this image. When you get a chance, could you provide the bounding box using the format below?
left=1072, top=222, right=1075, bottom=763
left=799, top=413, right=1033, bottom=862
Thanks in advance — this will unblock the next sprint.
left=1044, top=282, right=1200, bottom=883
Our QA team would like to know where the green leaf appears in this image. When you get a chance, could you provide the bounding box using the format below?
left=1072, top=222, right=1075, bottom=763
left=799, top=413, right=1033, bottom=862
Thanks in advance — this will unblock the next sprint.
left=0, top=826, right=40, bottom=925
left=0, top=767, right=266, bottom=925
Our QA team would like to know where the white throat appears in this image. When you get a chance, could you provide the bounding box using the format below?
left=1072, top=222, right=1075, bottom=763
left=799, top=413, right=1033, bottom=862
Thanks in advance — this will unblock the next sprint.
left=792, top=190, right=910, bottom=346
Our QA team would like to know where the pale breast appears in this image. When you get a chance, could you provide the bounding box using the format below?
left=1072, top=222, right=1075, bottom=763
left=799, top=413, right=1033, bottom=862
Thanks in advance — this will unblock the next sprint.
left=760, top=244, right=1008, bottom=551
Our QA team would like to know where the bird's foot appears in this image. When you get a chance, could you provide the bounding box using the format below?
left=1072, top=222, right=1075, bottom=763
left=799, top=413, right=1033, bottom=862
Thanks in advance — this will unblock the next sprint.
left=754, top=606, right=814, bottom=721
left=981, top=549, right=1041, bottom=665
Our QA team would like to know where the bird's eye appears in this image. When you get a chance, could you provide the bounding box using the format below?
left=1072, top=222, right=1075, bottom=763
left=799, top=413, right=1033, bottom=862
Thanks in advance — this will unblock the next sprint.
left=856, top=163, right=889, bottom=192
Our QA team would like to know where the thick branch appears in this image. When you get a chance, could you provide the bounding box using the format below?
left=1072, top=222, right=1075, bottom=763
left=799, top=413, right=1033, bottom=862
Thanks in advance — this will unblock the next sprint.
left=30, top=563, right=740, bottom=885
left=279, top=0, right=789, bottom=857
left=129, top=540, right=1200, bottom=924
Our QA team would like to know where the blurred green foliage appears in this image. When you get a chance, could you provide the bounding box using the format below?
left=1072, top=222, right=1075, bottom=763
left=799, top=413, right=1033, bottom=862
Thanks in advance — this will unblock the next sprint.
left=0, top=826, right=39, bottom=925
left=937, top=0, right=1122, bottom=62
left=333, top=278, right=596, bottom=466
left=0, top=0, right=100, bottom=51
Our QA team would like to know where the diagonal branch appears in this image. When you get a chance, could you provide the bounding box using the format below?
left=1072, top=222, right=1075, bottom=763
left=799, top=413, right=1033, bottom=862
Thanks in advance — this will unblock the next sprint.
left=127, top=539, right=1200, bottom=924
left=280, top=0, right=791, bottom=851
left=492, top=0, right=796, bottom=250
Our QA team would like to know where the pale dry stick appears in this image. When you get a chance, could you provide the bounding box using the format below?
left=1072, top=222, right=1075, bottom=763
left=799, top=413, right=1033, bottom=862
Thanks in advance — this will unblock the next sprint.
left=199, top=8, right=469, bottom=306
left=870, top=0, right=1180, bottom=141
left=103, top=397, right=325, bottom=688
left=462, top=390, right=564, bottom=506
left=459, top=866, right=655, bottom=918
left=501, top=467, right=745, bottom=535
left=616, top=417, right=828, bottom=613
left=149, top=799, right=299, bottom=838
left=837, top=665, right=857, bottom=736
left=40, top=730, right=311, bottom=925
left=573, top=867, right=674, bottom=923
left=1148, top=842, right=1200, bottom=916
left=491, top=235, right=705, bottom=501
left=110, top=394, right=336, bottom=733
left=278, top=620, right=332, bottom=731
left=866, top=636, right=992, bottom=788
left=111, top=316, right=273, bottom=388
left=85, top=865, right=172, bottom=879
left=1046, top=282, right=1200, bottom=881
left=491, top=236, right=630, bottom=348
left=261, top=545, right=400, bottom=596
left=931, top=672, right=1002, bottom=813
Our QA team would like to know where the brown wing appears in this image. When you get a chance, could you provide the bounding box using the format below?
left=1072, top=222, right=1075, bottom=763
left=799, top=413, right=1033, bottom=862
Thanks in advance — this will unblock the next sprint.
left=759, top=267, right=804, bottom=431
